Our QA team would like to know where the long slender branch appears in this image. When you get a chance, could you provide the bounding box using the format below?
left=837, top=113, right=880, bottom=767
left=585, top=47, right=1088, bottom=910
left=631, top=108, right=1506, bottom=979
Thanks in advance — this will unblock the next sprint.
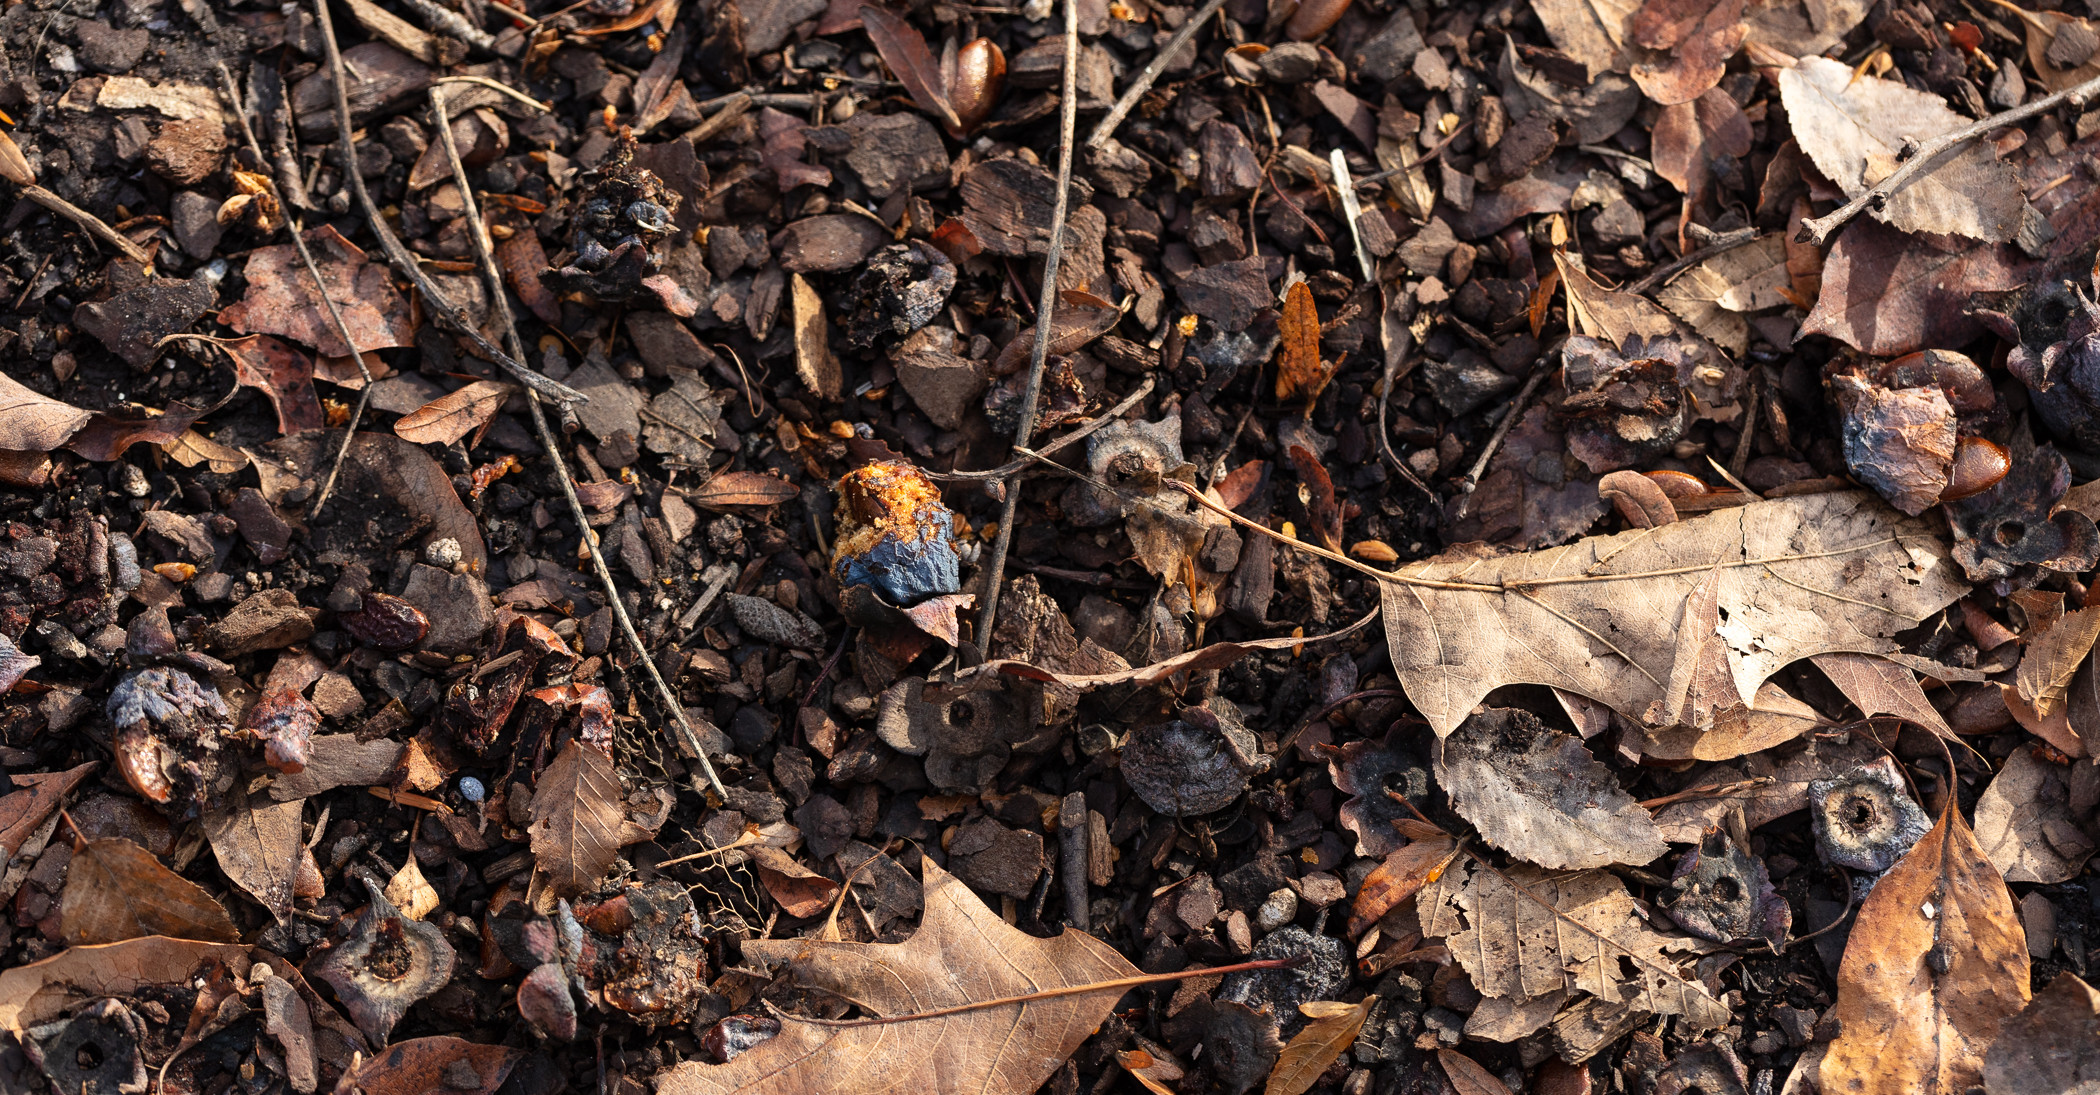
left=973, top=0, right=1080, bottom=643
left=1086, top=0, right=1228, bottom=149
left=308, top=0, right=586, bottom=409
left=1796, top=67, right=2100, bottom=247
left=212, top=63, right=374, bottom=520
left=430, top=87, right=728, bottom=801
left=793, top=957, right=1298, bottom=1028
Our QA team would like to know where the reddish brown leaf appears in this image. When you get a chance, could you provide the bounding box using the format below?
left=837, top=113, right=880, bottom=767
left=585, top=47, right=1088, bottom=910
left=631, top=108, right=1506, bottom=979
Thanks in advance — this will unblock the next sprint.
left=748, top=846, right=843, bottom=918
left=393, top=380, right=513, bottom=447
left=687, top=470, right=800, bottom=509
left=859, top=5, right=961, bottom=134
left=217, top=224, right=416, bottom=358
left=497, top=227, right=563, bottom=326
left=1439, top=1049, right=1514, bottom=1095
left=530, top=740, right=651, bottom=898
left=0, top=761, right=97, bottom=869
left=217, top=334, right=324, bottom=434
left=1348, top=836, right=1458, bottom=937
left=1286, top=444, right=1344, bottom=552
left=1800, top=219, right=2031, bottom=357
left=1651, top=88, right=1753, bottom=246
left=343, top=1037, right=521, bottom=1095
left=60, top=837, right=238, bottom=945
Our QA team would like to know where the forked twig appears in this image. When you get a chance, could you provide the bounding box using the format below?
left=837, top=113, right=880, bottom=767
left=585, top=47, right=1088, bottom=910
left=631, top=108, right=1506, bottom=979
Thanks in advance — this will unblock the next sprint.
left=974, top=0, right=1080, bottom=643
left=426, top=84, right=729, bottom=800
left=212, top=62, right=374, bottom=520
left=1794, top=63, right=2100, bottom=247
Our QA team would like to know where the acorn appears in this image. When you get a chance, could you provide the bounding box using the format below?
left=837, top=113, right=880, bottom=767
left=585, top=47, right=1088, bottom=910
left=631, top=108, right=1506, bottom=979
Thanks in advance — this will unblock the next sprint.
left=944, top=38, right=1006, bottom=137
left=1940, top=436, right=2011, bottom=503
left=1643, top=470, right=1711, bottom=498
left=1285, top=0, right=1353, bottom=40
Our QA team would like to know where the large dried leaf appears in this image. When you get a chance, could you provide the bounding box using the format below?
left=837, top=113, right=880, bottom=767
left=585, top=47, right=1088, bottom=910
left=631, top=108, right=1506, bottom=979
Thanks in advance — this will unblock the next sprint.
left=529, top=740, right=650, bottom=898
left=1421, top=857, right=1730, bottom=1035
left=657, top=856, right=1143, bottom=1095
left=0, top=937, right=252, bottom=1036
left=1382, top=492, right=1968, bottom=737
left=1800, top=220, right=2031, bottom=356
left=1972, top=748, right=2098, bottom=884
left=2017, top=606, right=2100, bottom=719
left=1779, top=56, right=2023, bottom=242
left=393, top=381, right=513, bottom=446
left=60, top=837, right=238, bottom=945
left=1982, top=972, right=2100, bottom=1095
left=1266, top=1002, right=1373, bottom=1095
left=203, top=792, right=304, bottom=924
left=1821, top=804, right=2030, bottom=1095
left=1628, top=0, right=1747, bottom=106
left=1435, top=708, right=1667, bottom=869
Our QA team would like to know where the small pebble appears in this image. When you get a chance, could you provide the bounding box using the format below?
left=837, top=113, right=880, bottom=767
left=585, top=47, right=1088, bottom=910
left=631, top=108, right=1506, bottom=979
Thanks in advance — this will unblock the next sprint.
left=116, top=463, right=150, bottom=497
left=425, top=537, right=464, bottom=569
left=459, top=776, right=486, bottom=803
left=1257, top=887, right=1298, bottom=933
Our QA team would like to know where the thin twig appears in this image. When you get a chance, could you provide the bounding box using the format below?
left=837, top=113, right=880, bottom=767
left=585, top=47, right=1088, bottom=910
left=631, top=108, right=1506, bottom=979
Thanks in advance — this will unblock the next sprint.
left=973, top=0, right=1080, bottom=644
left=1086, top=0, right=1229, bottom=149
left=431, top=86, right=728, bottom=801
left=1796, top=66, right=2100, bottom=246
left=1346, top=120, right=1472, bottom=190
left=17, top=185, right=153, bottom=265
left=1450, top=340, right=1562, bottom=518
left=310, top=0, right=587, bottom=408
left=794, top=957, right=1299, bottom=1028
left=212, top=62, right=374, bottom=520
left=1374, top=286, right=1432, bottom=497
left=1623, top=227, right=1756, bottom=297
left=432, top=74, right=552, bottom=112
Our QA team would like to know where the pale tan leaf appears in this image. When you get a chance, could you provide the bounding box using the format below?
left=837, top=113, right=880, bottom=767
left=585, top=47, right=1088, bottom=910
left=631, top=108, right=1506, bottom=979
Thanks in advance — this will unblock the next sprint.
left=658, top=856, right=1144, bottom=1095
left=1822, top=804, right=2030, bottom=1095
left=1812, top=652, right=1954, bottom=738
left=791, top=273, right=840, bottom=401
left=2017, top=607, right=2100, bottom=718
left=1655, top=235, right=1791, bottom=356
left=164, top=429, right=250, bottom=473
left=60, top=837, right=238, bottom=945
left=1266, top=1000, right=1373, bottom=1095
left=0, top=372, right=91, bottom=453
left=393, top=381, right=514, bottom=446
left=1778, top=56, right=2023, bottom=242
left=203, top=792, right=303, bottom=923
left=1382, top=492, right=1968, bottom=737
left=528, top=740, right=639, bottom=898
left=1528, top=0, right=1641, bottom=79
left=1973, top=748, right=2098, bottom=885
left=1420, top=857, right=1730, bottom=1035
left=385, top=855, right=441, bottom=921
left=1741, top=0, right=1870, bottom=57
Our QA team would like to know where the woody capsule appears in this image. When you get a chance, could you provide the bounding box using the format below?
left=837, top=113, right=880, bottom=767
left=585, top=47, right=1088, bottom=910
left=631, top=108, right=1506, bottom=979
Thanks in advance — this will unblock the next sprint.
left=832, top=461, right=974, bottom=650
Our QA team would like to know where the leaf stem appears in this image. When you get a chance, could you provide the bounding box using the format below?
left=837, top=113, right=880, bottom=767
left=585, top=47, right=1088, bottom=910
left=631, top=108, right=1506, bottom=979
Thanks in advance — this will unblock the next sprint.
left=793, top=957, right=1301, bottom=1028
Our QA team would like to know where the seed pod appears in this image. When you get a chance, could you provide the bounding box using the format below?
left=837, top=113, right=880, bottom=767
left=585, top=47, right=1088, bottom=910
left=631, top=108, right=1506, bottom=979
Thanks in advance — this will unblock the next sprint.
left=1643, top=470, right=1711, bottom=498
left=1807, top=757, right=1931, bottom=873
left=343, top=591, right=431, bottom=651
left=947, top=38, right=1006, bottom=136
left=833, top=461, right=963, bottom=620
left=1940, top=436, right=2011, bottom=503
left=1285, top=0, right=1352, bottom=41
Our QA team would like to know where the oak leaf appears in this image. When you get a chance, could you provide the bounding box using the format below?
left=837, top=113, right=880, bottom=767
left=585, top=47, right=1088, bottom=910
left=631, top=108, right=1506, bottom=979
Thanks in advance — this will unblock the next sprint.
left=1821, top=802, right=2030, bottom=1095
left=1381, top=491, right=1968, bottom=737
left=1778, top=56, right=2023, bottom=242
left=657, top=856, right=1143, bottom=1095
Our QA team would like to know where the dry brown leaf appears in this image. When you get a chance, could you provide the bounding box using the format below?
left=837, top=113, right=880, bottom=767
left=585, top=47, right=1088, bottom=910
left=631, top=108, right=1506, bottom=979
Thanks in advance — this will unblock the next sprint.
left=341, top=1037, right=522, bottom=1095
left=1438, top=1049, right=1515, bottom=1095
left=1993, top=0, right=2100, bottom=94
left=1778, top=56, right=2024, bottom=243
left=59, top=837, right=238, bottom=946
left=207, top=334, right=324, bottom=435
left=1972, top=748, right=2098, bottom=884
left=1559, top=255, right=1740, bottom=414
left=2018, top=606, right=2100, bottom=720
left=0, top=371, right=92, bottom=455
left=165, top=429, right=250, bottom=473
left=657, top=855, right=1143, bottom=1095
left=1382, top=491, right=1967, bottom=737
left=394, top=380, right=513, bottom=447
left=1655, top=234, right=1790, bottom=356
left=1266, top=1001, right=1374, bottom=1095
left=1348, top=835, right=1459, bottom=937
left=1275, top=281, right=1330, bottom=406
left=1435, top=708, right=1667, bottom=869
left=1799, top=220, right=2030, bottom=356
left=686, top=470, right=801, bottom=509
left=748, top=845, right=843, bottom=918
left=203, top=791, right=304, bottom=924
left=1529, top=0, right=1640, bottom=79
left=0, top=937, right=252, bottom=1036
left=0, top=761, right=96, bottom=870
left=1812, top=652, right=1954, bottom=738
left=1628, top=0, right=1747, bottom=106
left=1741, top=0, right=1869, bottom=57
left=384, top=854, right=441, bottom=921
left=1821, top=802, right=2030, bottom=1095
left=790, top=272, right=841, bottom=402
left=859, top=4, right=963, bottom=135
left=217, top=224, right=416, bottom=358
left=1982, top=971, right=2100, bottom=1095
left=1651, top=88, right=1754, bottom=242
left=529, top=740, right=651, bottom=899
left=1420, top=856, right=1730, bottom=1038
